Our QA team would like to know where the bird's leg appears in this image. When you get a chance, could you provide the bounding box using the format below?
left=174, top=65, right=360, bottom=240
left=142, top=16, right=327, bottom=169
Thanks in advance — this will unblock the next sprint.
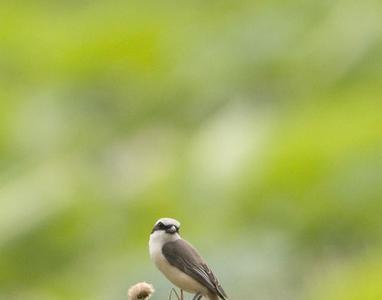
left=192, top=292, right=202, bottom=300
left=169, top=288, right=180, bottom=300
left=180, top=289, right=184, bottom=300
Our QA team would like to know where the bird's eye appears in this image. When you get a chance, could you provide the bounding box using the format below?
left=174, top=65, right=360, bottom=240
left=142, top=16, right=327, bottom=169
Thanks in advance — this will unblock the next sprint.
left=158, top=222, right=165, bottom=229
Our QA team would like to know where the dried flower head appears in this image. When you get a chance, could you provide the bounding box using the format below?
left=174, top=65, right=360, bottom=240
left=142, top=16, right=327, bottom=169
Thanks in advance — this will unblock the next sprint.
left=127, top=282, right=155, bottom=300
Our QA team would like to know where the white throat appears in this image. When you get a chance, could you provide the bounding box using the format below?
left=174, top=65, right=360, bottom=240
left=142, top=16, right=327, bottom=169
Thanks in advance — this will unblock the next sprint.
left=149, top=230, right=181, bottom=247
left=149, top=230, right=181, bottom=258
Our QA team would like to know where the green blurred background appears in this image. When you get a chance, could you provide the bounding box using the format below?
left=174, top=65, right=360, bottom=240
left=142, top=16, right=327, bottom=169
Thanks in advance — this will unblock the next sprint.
left=1, top=0, right=382, bottom=300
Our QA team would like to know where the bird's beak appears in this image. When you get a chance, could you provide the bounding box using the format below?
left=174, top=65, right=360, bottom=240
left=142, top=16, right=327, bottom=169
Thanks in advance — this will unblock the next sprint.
left=167, top=225, right=177, bottom=234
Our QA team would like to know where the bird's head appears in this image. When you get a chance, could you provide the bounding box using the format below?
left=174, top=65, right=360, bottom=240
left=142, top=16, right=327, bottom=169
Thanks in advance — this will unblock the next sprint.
left=152, top=218, right=180, bottom=234
left=150, top=218, right=181, bottom=243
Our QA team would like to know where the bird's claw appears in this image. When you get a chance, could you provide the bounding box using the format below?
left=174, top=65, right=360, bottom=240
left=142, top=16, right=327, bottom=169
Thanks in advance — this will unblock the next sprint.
left=168, top=288, right=181, bottom=300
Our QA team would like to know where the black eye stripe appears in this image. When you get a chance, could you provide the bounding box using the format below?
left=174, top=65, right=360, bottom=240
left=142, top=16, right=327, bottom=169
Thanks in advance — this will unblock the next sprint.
left=151, top=222, right=180, bottom=233
left=159, top=223, right=174, bottom=230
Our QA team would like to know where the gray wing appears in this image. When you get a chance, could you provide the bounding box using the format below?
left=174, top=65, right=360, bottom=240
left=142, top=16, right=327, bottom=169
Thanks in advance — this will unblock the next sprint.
left=162, top=239, right=228, bottom=299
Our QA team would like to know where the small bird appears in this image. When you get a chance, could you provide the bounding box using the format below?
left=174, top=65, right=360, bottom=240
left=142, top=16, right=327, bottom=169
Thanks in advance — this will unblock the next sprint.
left=149, top=218, right=228, bottom=300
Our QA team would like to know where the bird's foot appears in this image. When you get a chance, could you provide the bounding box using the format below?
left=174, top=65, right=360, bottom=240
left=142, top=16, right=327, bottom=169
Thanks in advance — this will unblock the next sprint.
left=168, top=288, right=181, bottom=300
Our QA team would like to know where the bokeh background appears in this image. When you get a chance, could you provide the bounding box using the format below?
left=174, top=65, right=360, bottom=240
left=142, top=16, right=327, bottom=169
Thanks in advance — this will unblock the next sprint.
left=1, top=1, right=382, bottom=300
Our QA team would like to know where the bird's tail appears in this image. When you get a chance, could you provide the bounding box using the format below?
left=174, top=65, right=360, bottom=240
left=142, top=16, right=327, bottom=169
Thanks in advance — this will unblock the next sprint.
left=207, top=290, right=228, bottom=300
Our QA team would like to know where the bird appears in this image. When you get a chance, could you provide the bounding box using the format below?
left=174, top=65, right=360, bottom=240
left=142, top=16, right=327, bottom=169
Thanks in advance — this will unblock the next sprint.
left=149, top=218, right=228, bottom=300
